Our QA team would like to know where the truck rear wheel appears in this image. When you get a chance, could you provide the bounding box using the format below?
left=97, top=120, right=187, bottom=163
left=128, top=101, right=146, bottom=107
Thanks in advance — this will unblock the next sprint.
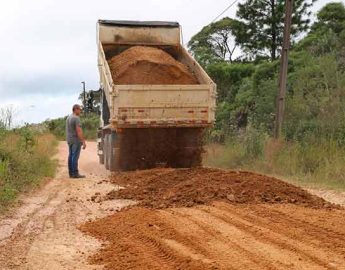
left=108, top=131, right=120, bottom=172
left=97, top=129, right=105, bottom=165
left=104, top=134, right=110, bottom=170
left=99, top=154, right=104, bottom=165
left=98, top=138, right=105, bottom=165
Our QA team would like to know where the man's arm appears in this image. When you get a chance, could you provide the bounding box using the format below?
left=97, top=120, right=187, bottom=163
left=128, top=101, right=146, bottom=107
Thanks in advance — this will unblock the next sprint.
left=76, top=125, right=86, bottom=149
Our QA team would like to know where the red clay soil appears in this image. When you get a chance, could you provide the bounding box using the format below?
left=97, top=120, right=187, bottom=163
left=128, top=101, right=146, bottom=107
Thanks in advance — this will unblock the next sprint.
left=80, top=207, right=212, bottom=270
left=80, top=203, right=345, bottom=270
left=82, top=168, right=344, bottom=269
left=106, top=167, right=335, bottom=209
left=108, top=46, right=198, bottom=85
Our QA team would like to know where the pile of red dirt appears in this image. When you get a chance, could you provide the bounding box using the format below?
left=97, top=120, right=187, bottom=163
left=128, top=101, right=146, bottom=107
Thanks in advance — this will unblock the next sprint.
left=108, top=46, right=199, bottom=85
left=106, top=167, right=335, bottom=209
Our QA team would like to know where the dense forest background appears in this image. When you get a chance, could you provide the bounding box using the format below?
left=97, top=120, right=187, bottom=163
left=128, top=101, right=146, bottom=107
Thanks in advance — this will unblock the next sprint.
left=194, top=1, right=345, bottom=189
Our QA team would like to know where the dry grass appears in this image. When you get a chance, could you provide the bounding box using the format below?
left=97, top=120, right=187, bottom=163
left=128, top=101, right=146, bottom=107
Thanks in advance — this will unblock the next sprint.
left=0, top=131, right=58, bottom=212
left=204, top=138, right=345, bottom=191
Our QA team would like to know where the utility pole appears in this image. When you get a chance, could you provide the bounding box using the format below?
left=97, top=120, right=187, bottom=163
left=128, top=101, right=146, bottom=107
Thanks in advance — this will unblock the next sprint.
left=81, top=81, right=86, bottom=113
left=274, top=0, right=294, bottom=139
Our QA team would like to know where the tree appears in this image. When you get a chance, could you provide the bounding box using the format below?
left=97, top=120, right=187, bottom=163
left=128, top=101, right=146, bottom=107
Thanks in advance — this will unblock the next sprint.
left=0, top=106, right=17, bottom=129
left=314, top=2, right=345, bottom=34
left=78, top=89, right=101, bottom=114
left=188, top=17, right=242, bottom=66
left=236, top=0, right=315, bottom=61
left=296, top=2, right=345, bottom=57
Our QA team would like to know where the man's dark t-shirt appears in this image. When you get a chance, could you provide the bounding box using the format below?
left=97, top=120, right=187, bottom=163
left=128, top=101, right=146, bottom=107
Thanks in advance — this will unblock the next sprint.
left=66, top=114, right=81, bottom=144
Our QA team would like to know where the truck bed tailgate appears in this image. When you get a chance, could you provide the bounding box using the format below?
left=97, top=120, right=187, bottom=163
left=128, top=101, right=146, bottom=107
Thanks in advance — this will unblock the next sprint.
left=111, top=85, right=215, bottom=128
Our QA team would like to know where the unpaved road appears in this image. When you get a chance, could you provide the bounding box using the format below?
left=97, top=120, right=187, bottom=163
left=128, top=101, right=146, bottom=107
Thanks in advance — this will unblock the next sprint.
left=81, top=169, right=345, bottom=270
left=0, top=142, right=132, bottom=270
left=1, top=142, right=345, bottom=270
left=82, top=202, right=345, bottom=270
left=308, top=189, right=345, bottom=206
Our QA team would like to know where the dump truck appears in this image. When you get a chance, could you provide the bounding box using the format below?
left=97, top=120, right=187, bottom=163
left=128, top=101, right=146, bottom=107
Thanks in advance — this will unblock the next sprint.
left=97, top=20, right=216, bottom=171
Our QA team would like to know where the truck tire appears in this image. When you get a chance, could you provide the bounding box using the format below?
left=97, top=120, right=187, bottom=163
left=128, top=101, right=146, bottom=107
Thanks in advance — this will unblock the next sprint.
left=99, top=139, right=105, bottom=165
left=108, top=132, right=114, bottom=171
left=99, top=153, right=104, bottom=165
left=104, top=134, right=110, bottom=170
left=108, top=132, right=119, bottom=172
left=98, top=129, right=105, bottom=165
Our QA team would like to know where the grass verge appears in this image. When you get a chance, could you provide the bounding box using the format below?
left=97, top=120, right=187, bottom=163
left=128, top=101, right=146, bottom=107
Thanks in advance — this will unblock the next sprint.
left=204, top=135, right=345, bottom=191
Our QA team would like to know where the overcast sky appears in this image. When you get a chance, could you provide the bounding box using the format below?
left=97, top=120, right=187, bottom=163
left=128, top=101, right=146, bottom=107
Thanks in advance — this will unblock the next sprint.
left=0, top=0, right=339, bottom=125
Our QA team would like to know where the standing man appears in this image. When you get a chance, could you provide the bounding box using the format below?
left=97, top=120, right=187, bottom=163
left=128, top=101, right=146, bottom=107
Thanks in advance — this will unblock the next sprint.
left=66, top=104, right=86, bottom=178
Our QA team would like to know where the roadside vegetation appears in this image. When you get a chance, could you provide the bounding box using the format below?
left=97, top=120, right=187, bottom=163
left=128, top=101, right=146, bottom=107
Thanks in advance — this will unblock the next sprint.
left=0, top=117, right=58, bottom=211
left=45, top=112, right=100, bottom=141
left=196, top=2, right=345, bottom=190
left=45, top=89, right=101, bottom=141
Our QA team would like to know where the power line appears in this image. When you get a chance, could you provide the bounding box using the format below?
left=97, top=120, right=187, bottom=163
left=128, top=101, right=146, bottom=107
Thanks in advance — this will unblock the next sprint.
left=211, top=0, right=240, bottom=23
left=183, top=0, right=240, bottom=47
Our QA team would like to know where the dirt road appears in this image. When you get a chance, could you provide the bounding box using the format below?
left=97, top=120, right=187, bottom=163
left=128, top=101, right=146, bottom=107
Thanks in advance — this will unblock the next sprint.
left=80, top=167, right=345, bottom=270
left=1, top=142, right=345, bottom=270
left=0, top=142, right=132, bottom=270
left=82, top=203, right=345, bottom=270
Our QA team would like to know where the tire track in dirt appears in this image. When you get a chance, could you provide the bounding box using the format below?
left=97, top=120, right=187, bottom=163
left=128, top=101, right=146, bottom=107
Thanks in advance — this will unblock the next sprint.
left=260, top=204, right=345, bottom=241
left=226, top=203, right=345, bottom=252
left=0, top=182, right=66, bottom=268
left=168, top=207, right=309, bottom=269
left=161, top=209, right=279, bottom=270
left=198, top=203, right=344, bottom=268
left=82, top=203, right=345, bottom=270
left=80, top=207, right=221, bottom=270
left=0, top=142, right=133, bottom=270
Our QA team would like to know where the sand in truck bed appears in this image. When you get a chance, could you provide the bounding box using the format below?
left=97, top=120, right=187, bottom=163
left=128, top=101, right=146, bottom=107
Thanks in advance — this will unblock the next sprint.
left=108, top=46, right=199, bottom=85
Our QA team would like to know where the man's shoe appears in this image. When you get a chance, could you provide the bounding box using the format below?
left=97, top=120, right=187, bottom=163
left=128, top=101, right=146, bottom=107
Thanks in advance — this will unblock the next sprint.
left=72, top=174, right=86, bottom=179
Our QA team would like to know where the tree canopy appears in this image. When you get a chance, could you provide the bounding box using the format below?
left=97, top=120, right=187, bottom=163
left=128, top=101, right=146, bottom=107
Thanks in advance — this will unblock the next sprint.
left=236, top=0, right=315, bottom=61
left=313, top=2, right=345, bottom=34
left=297, top=2, right=345, bottom=57
left=188, top=17, right=242, bottom=66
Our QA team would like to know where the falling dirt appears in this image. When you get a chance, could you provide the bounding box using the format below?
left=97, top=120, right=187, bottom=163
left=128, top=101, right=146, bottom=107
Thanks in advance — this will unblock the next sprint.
left=105, top=167, right=335, bottom=209
left=108, top=46, right=198, bottom=85
left=114, top=128, right=204, bottom=171
left=80, top=202, right=345, bottom=270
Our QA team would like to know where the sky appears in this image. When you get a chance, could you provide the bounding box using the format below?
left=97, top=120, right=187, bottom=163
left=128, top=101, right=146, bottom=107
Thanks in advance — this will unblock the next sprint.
left=0, top=0, right=340, bottom=125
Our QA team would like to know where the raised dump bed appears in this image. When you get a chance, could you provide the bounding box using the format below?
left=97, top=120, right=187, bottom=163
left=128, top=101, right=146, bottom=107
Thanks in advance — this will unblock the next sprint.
left=97, top=20, right=217, bottom=171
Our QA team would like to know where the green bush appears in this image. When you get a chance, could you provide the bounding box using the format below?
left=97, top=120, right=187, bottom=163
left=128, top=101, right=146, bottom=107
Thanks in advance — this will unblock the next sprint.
left=242, top=126, right=266, bottom=159
left=45, top=113, right=100, bottom=141
left=207, top=62, right=255, bottom=103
